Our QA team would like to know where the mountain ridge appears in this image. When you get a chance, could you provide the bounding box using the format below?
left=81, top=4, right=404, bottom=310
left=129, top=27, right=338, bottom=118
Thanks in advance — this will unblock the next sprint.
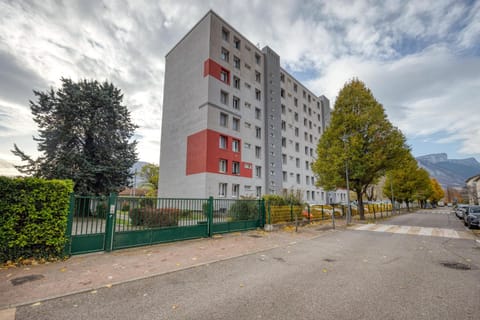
left=416, top=153, right=480, bottom=188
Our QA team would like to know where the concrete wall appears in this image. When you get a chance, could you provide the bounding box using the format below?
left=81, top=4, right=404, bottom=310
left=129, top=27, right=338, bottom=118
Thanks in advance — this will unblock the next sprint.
left=158, top=14, right=211, bottom=198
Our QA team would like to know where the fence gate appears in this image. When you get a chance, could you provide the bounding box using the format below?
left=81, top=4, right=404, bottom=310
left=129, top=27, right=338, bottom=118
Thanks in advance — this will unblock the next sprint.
left=111, top=197, right=209, bottom=250
left=66, top=195, right=265, bottom=255
left=66, top=195, right=109, bottom=255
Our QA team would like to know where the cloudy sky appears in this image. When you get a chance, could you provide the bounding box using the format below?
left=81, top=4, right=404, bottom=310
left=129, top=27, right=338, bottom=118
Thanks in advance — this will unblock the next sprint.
left=1, top=0, right=479, bottom=176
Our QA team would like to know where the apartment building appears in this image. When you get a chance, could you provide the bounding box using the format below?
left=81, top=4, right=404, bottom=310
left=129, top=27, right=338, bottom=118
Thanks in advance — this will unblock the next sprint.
left=158, top=10, right=346, bottom=204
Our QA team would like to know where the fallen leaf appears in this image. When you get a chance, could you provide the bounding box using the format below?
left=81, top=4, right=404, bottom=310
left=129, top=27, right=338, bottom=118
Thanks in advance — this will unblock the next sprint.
left=240, top=283, right=244, bottom=287
left=91, top=290, right=97, bottom=294
left=322, top=269, right=327, bottom=273
left=191, top=257, right=197, bottom=261
left=172, top=304, right=178, bottom=309
left=107, top=276, right=113, bottom=280
left=60, top=267, right=67, bottom=272
left=105, top=284, right=112, bottom=288
left=73, top=304, right=78, bottom=308
left=32, top=302, right=41, bottom=307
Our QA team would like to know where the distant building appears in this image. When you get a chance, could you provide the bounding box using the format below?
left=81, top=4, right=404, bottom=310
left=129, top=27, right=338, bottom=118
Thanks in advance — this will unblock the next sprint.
left=466, top=175, right=480, bottom=205
left=158, top=10, right=346, bottom=204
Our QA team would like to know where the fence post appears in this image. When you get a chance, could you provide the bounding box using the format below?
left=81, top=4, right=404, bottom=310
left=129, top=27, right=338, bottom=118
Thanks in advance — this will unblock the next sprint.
left=290, top=203, right=293, bottom=222
left=63, top=193, right=76, bottom=256
left=105, top=193, right=118, bottom=252
left=268, top=201, right=271, bottom=225
left=331, top=204, right=336, bottom=229
left=259, top=199, right=265, bottom=228
left=207, top=196, right=214, bottom=237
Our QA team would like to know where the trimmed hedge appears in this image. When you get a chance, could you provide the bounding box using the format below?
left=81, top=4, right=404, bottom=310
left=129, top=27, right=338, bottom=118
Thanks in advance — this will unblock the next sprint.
left=128, top=208, right=179, bottom=227
left=0, top=177, right=74, bottom=263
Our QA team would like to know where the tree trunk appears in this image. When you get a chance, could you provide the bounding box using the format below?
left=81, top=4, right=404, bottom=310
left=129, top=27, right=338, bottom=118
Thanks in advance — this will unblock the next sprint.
left=357, top=190, right=365, bottom=220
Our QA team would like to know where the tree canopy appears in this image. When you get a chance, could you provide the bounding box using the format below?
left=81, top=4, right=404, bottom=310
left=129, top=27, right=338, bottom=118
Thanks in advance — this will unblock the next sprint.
left=312, top=79, right=410, bottom=220
left=139, top=163, right=159, bottom=197
left=429, top=178, right=445, bottom=205
left=12, top=78, right=138, bottom=195
left=383, top=155, right=432, bottom=209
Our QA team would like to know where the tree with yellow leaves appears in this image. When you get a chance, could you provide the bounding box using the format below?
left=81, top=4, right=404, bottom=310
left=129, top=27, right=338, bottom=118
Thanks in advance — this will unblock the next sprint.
left=429, top=178, right=445, bottom=206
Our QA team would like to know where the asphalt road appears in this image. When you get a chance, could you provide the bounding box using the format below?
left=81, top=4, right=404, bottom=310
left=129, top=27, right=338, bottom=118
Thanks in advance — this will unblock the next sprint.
left=16, top=209, right=480, bottom=320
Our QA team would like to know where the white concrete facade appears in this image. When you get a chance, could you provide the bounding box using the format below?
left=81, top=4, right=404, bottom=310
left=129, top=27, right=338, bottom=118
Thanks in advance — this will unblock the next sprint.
left=158, top=10, right=347, bottom=204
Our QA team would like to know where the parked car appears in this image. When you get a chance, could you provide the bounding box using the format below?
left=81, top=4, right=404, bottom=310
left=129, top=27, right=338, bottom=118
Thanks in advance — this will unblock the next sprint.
left=455, top=204, right=469, bottom=219
left=463, top=206, right=480, bottom=229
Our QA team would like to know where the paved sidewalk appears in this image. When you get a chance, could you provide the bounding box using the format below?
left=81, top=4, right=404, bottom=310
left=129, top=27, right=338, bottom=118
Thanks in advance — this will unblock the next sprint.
left=0, top=223, right=336, bottom=310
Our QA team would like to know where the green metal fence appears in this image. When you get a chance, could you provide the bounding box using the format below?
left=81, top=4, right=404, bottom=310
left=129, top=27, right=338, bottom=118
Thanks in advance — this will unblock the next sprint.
left=66, top=194, right=265, bottom=255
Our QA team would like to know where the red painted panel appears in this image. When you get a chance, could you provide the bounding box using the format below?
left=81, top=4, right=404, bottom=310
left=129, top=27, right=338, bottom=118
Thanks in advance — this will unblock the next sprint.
left=186, top=130, right=207, bottom=175
left=186, top=129, right=252, bottom=178
left=203, top=59, right=230, bottom=85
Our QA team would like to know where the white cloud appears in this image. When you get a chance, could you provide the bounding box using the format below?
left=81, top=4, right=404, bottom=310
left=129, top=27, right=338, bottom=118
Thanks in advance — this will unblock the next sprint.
left=0, top=0, right=479, bottom=175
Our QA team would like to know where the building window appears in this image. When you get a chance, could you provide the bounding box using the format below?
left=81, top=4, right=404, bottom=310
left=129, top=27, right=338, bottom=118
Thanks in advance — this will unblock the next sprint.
left=255, top=166, right=262, bottom=178
left=232, top=184, right=240, bottom=197
left=308, top=94, right=311, bottom=103
left=232, top=161, right=240, bottom=175
left=255, top=53, right=261, bottom=65
left=221, top=48, right=229, bottom=62
left=281, top=120, right=286, bottom=131
left=293, top=83, right=297, bottom=92
left=255, top=107, right=261, bottom=120
left=309, top=121, right=312, bottom=129
left=220, top=69, right=229, bottom=83
left=295, top=142, right=300, bottom=152
left=294, top=112, right=298, bottom=121
left=294, top=97, right=298, bottom=107
left=303, top=104, right=307, bottom=112
left=233, top=37, right=241, bottom=49
left=306, top=191, right=310, bottom=200
left=304, top=132, right=308, bottom=141
left=282, top=137, right=286, bottom=147
left=282, top=154, right=287, bottom=164
left=255, top=89, right=261, bottom=101
left=295, top=127, right=299, bottom=137
left=305, top=146, right=309, bottom=155
left=232, top=118, right=240, bottom=131
left=255, top=126, right=261, bottom=139
left=280, top=73, right=285, bottom=82
left=310, top=134, right=313, bottom=143
left=220, top=113, right=228, bottom=127
left=283, top=171, right=287, bottom=182
left=219, top=159, right=227, bottom=173
left=232, top=139, right=240, bottom=152
left=221, top=91, right=228, bottom=105
left=281, top=104, right=286, bottom=114
left=280, top=89, right=285, bottom=98
left=310, top=148, right=314, bottom=157
left=296, top=174, right=301, bottom=184
left=256, top=186, right=262, bottom=197
left=308, top=108, right=312, bottom=116
left=233, top=96, right=240, bottom=109
left=304, top=118, right=308, bottom=126
left=233, top=56, right=240, bottom=69
left=255, top=71, right=261, bottom=83
left=306, top=176, right=310, bottom=185
left=296, top=158, right=300, bottom=168
left=219, top=135, right=227, bottom=149
left=219, top=183, right=227, bottom=197
left=255, top=146, right=261, bottom=158
left=233, top=76, right=240, bottom=89
left=305, top=161, right=309, bottom=170
left=222, top=28, right=229, bottom=42
left=312, top=191, right=315, bottom=201
left=303, top=90, right=306, bottom=98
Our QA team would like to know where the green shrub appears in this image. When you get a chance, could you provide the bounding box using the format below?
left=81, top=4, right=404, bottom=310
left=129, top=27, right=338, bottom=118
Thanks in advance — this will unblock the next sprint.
left=121, top=201, right=130, bottom=212
left=94, top=200, right=108, bottom=219
left=228, top=200, right=259, bottom=221
left=262, top=194, right=287, bottom=206
left=0, top=177, right=74, bottom=263
left=128, top=208, right=179, bottom=227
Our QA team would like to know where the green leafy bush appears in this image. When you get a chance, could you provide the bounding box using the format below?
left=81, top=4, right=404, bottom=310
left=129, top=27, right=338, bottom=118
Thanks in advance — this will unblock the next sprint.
left=0, top=177, right=74, bottom=263
left=128, top=208, right=179, bottom=227
left=228, top=200, right=259, bottom=221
